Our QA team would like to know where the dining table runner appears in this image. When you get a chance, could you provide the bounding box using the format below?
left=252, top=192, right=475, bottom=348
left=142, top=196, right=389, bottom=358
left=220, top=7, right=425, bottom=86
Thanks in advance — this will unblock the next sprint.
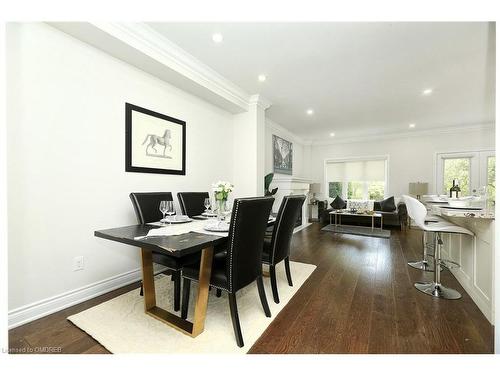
left=134, top=217, right=276, bottom=240
left=134, top=219, right=229, bottom=239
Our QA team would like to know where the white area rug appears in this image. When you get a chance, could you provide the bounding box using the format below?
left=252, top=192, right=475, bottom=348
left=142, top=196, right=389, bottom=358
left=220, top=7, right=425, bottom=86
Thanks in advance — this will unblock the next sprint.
left=68, top=261, right=316, bottom=353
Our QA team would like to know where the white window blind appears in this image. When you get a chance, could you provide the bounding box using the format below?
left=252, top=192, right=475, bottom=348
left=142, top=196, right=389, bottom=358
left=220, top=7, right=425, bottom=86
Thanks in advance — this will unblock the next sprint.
left=326, top=158, right=387, bottom=200
left=326, top=159, right=386, bottom=183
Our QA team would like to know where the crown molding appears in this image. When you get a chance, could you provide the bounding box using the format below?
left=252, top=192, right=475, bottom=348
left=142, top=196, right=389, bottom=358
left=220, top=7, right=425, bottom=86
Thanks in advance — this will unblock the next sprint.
left=48, top=22, right=252, bottom=113
left=249, top=94, right=272, bottom=110
left=310, top=122, right=496, bottom=146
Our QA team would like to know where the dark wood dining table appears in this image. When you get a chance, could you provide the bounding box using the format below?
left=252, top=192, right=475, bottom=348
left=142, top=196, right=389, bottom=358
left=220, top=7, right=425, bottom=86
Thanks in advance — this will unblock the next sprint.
left=94, top=219, right=275, bottom=338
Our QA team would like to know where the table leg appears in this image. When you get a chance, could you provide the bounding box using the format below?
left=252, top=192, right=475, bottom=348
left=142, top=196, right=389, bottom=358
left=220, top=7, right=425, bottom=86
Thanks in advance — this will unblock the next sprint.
left=141, top=248, right=156, bottom=310
left=372, top=216, right=374, bottom=231
left=140, top=246, right=214, bottom=338
left=381, top=216, right=383, bottom=231
left=191, top=246, right=214, bottom=337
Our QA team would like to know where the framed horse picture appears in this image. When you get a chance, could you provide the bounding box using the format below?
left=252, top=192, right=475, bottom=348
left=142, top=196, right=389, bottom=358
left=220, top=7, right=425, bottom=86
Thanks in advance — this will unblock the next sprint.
left=125, top=103, right=186, bottom=175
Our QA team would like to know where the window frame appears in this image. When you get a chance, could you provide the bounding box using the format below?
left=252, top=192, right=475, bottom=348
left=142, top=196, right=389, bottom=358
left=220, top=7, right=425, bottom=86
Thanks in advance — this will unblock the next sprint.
left=435, top=150, right=494, bottom=196
left=323, top=155, right=389, bottom=202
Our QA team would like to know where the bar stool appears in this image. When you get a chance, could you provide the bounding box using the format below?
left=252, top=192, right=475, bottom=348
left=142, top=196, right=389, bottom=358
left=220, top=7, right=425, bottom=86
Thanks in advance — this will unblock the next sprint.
left=407, top=214, right=442, bottom=272
left=403, top=195, right=474, bottom=299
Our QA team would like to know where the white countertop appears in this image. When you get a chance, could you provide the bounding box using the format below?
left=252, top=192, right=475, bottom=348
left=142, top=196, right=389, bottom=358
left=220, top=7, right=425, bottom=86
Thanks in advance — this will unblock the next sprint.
left=424, top=200, right=495, bottom=220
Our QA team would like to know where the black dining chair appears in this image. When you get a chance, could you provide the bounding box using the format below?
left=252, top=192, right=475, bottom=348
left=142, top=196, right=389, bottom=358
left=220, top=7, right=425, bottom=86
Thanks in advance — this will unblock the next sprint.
left=262, top=195, right=306, bottom=304
left=129, top=192, right=192, bottom=312
left=177, top=192, right=210, bottom=217
left=181, top=196, right=274, bottom=347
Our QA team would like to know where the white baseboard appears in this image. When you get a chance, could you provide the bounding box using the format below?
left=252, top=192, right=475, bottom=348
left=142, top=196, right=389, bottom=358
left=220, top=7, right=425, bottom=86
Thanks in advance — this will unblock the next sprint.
left=294, top=222, right=312, bottom=233
left=8, top=267, right=148, bottom=329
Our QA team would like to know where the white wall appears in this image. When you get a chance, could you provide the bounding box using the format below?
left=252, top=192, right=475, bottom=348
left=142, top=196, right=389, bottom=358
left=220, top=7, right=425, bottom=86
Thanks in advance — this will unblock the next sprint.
left=310, top=128, right=495, bottom=200
left=265, top=120, right=310, bottom=179
left=7, top=23, right=235, bottom=314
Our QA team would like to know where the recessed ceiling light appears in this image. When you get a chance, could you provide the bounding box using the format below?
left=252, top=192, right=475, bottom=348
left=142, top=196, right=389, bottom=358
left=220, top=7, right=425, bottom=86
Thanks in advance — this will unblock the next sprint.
left=212, top=33, right=223, bottom=43
left=258, top=74, right=266, bottom=82
left=409, top=123, right=416, bottom=128
left=329, top=132, right=336, bottom=137
left=422, top=88, right=433, bottom=95
left=306, top=109, right=314, bottom=115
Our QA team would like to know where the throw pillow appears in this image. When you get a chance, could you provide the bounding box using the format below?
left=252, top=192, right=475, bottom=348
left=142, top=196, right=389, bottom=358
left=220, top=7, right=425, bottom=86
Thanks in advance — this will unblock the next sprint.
left=330, top=195, right=346, bottom=209
left=346, top=199, right=374, bottom=212
left=379, top=196, right=396, bottom=212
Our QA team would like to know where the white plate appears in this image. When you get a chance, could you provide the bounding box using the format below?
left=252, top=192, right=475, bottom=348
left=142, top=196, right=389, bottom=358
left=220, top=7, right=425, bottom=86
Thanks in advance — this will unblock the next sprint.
left=160, top=217, right=192, bottom=224
left=204, top=222, right=230, bottom=232
left=202, top=212, right=218, bottom=217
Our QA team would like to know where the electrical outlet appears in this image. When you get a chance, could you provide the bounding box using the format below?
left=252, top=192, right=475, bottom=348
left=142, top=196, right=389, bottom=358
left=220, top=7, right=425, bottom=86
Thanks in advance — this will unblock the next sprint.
left=73, top=256, right=84, bottom=271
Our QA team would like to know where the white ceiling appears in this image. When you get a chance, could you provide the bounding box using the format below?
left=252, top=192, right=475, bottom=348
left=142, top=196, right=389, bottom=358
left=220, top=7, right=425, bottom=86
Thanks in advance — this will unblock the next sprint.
left=147, top=22, right=495, bottom=141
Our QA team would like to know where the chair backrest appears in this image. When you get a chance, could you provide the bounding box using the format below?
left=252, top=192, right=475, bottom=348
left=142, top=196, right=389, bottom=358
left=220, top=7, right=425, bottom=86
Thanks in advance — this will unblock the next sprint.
left=402, top=195, right=428, bottom=229
left=225, top=196, right=274, bottom=293
left=269, top=195, right=306, bottom=264
left=129, top=192, right=173, bottom=224
left=177, top=192, right=209, bottom=217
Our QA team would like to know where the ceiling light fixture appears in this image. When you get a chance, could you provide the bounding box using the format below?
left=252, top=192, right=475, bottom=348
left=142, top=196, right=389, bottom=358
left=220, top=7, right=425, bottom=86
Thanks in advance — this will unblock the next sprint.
left=409, top=123, right=416, bottom=128
left=330, top=132, right=336, bottom=137
left=306, top=109, right=314, bottom=115
left=212, top=33, right=223, bottom=43
left=258, top=74, right=266, bottom=82
left=422, top=88, right=433, bottom=95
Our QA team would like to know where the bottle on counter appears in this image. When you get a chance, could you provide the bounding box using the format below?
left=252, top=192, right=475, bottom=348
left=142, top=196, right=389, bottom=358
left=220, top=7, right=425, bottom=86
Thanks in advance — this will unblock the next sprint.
left=449, top=179, right=461, bottom=198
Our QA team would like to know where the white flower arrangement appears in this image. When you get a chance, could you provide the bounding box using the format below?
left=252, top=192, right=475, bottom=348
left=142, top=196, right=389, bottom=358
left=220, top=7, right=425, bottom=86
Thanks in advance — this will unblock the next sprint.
left=212, top=180, right=234, bottom=201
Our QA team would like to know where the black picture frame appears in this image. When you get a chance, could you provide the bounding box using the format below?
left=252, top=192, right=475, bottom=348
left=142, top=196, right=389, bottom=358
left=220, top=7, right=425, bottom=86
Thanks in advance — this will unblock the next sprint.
left=125, top=103, right=186, bottom=175
left=273, top=134, right=293, bottom=175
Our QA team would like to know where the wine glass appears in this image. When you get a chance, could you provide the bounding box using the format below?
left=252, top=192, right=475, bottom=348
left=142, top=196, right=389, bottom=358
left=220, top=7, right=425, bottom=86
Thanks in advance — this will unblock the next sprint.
left=159, top=200, right=167, bottom=224
left=204, top=198, right=211, bottom=214
left=166, top=201, right=175, bottom=224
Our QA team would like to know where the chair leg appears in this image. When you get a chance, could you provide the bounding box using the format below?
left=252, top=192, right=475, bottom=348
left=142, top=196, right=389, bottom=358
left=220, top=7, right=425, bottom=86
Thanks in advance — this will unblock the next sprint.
left=139, top=282, right=144, bottom=296
left=284, top=257, right=293, bottom=287
left=269, top=265, right=279, bottom=304
left=256, top=276, right=271, bottom=317
left=408, top=232, right=440, bottom=272
left=228, top=293, right=244, bottom=347
left=173, top=270, right=181, bottom=312
left=216, top=288, right=222, bottom=297
left=414, top=233, right=461, bottom=300
left=181, top=278, right=191, bottom=319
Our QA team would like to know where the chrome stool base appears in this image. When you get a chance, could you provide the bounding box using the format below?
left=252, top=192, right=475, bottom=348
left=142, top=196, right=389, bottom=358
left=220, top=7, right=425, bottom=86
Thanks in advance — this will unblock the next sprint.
left=407, top=260, right=442, bottom=272
left=414, top=281, right=462, bottom=300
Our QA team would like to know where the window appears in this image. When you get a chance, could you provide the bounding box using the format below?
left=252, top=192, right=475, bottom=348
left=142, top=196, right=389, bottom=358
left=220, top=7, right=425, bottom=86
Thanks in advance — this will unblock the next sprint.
left=347, top=181, right=364, bottom=199
left=328, top=182, right=343, bottom=198
left=368, top=181, right=385, bottom=200
left=487, top=156, right=495, bottom=203
left=325, top=157, right=387, bottom=200
left=437, top=151, right=495, bottom=202
left=443, top=158, right=471, bottom=195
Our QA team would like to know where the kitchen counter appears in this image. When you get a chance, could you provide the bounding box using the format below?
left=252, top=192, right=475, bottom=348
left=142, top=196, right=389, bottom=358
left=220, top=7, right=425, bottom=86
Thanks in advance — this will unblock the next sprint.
left=424, top=201, right=495, bottom=323
left=437, top=207, right=495, bottom=220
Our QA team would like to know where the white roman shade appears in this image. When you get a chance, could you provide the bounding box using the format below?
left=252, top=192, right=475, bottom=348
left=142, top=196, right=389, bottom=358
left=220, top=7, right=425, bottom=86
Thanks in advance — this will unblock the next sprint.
left=326, top=159, right=386, bottom=182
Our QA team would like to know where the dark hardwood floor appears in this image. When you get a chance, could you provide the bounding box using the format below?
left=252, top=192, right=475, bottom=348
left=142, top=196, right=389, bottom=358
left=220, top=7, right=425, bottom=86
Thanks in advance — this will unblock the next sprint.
left=9, top=223, right=494, bottom=354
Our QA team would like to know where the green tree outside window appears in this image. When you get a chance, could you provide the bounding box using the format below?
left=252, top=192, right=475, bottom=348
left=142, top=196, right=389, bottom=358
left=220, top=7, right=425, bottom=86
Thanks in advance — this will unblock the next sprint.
left=487, top=157, right=495, bottom=203
left=443, top=158, right=470, bottom=196
left=329, top=182, right=342, bottom=198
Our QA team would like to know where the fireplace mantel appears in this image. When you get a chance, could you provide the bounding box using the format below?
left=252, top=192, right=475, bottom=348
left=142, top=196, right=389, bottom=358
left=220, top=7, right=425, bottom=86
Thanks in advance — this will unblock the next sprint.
left=269, top=176, right=312, bottom=231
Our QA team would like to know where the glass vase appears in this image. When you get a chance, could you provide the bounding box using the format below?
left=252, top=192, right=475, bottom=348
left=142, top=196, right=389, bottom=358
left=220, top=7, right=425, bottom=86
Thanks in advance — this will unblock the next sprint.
left=216, top=199, right=227, bottom=221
